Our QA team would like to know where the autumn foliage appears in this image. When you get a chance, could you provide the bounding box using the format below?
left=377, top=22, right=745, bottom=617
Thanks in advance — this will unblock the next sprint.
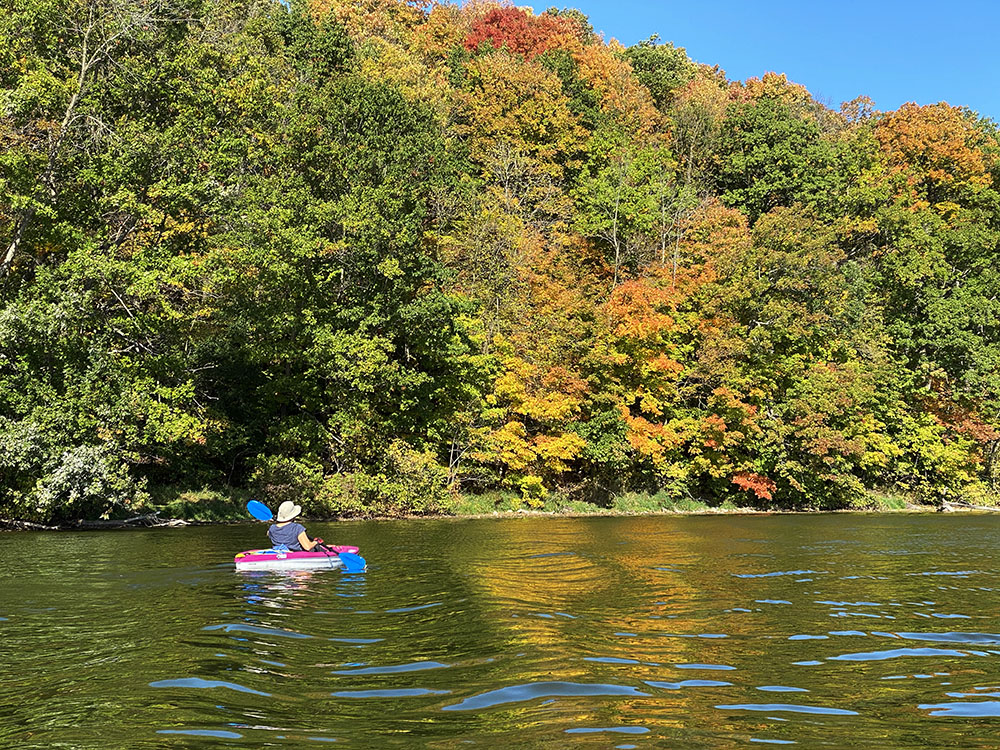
left=3, top=0, right=1000, bottom=522
left=463, top=7, right=582, bottom=58
left=875, top=102, right=994, bottom=198
left=732, top=472, right=777, bottom=500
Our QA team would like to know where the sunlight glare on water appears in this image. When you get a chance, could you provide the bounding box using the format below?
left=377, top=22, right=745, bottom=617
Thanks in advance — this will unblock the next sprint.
left=3, top=514, right=1000, bottom=747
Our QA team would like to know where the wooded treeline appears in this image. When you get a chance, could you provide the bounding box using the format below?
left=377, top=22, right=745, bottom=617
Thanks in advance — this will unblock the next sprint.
left=3, top=0, right=999, bottom=521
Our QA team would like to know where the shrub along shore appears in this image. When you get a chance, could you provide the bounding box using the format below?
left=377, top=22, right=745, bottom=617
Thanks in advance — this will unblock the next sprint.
left=0, top=486, right=969, bottom=531
left=3, top=1, right=1000, bottom=525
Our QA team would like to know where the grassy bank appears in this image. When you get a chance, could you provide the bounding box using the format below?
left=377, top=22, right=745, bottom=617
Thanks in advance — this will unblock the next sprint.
left=447, top=488, right=931, bottom=516
left=5, top=487, right=991, bottom=530
left=123, top=485, right=963, bottom=526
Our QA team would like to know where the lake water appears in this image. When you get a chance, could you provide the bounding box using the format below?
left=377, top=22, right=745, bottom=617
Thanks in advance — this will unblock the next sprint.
left=3, top=514, right=1000, bottom=747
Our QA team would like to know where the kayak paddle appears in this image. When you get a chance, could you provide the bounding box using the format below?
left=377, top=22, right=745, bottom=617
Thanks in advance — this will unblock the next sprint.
left=245, top=500, right=367, bottom=572
left=247, top=499, right=274, bottom=521
left=319, top=543, right=367, bottom=573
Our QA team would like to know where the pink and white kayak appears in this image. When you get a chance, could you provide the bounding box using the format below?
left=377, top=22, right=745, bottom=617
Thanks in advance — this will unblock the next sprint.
left=234, top=545, right=360, bottom=571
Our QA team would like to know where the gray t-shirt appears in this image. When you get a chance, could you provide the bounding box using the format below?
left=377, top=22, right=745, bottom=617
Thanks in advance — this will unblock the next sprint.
left=268, top=522, right=306, bottom=551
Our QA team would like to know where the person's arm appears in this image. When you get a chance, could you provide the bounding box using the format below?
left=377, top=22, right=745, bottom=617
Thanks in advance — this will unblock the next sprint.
left=298, top=530, right=319, bottom=551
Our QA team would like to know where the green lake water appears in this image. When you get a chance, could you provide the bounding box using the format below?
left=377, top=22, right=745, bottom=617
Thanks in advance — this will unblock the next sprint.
left=3, top=514, right=1000, bottom=748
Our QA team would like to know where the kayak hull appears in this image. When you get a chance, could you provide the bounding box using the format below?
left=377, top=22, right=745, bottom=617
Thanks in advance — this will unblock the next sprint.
left=234, top=546, right=359, bottom=571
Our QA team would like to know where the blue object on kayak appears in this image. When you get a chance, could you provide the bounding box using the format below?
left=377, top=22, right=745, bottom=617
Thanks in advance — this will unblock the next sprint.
left=247, top=500, right=274, bottom=521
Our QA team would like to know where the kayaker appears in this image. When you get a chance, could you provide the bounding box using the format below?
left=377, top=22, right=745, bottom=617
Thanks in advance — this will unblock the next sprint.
left=267, top=501, right=323, bottom=551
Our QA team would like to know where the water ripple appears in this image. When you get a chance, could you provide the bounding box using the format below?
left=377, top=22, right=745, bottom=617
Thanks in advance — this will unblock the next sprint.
left=442, top=682, right=649, bottom=711
left=331, top=688, right=451, bottom=698
left=828, top=647, right=972, bottom=662
left=565, top=727, right=650, bottom=734
left=203, top=623, right=313, bottom=639
left=330, top=637, right=383, bottom=644
left=644, top=679, right=733, bottom=689
left=585, top=657, right=641, bottom=665
left=385, top=602, right=443, bottom=613
left=894, top=631, right=1000, bottom=645
left=910, top=571, right=979, bottom=577
left=332, top=661, right=450, bottom=675
left=734, top=570, right=821, bottom=579
left=919, top=701, right=1000, bottom=717
left=716, top=703, right=859, bottom=716
left=149, top=677, right=270, bottom=696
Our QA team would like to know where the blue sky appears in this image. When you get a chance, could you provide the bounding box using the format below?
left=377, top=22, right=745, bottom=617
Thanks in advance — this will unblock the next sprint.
left=563, top=0, right=998, bottom=121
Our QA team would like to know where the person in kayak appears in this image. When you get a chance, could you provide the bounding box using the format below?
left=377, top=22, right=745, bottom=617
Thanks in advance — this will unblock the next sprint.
left=268, top=501, right=323, bottom=551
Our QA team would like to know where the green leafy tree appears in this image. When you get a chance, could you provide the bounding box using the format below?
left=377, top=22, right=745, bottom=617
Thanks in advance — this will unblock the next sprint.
left=623, top=35, right=695, bottom=111
left=716, top=93, right=836, bottom=223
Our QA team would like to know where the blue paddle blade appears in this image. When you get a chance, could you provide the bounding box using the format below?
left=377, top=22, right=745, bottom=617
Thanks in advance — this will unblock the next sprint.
left=338, top=551, right=366, bottom=573
left=246, top=500, right=273, bottom=522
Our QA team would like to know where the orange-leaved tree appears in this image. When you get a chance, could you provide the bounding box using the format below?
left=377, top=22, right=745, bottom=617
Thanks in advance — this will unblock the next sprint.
left=463, top=6, right=584, bottom=59
left=874, top=102, right=994, bottom=206
left=573, top=40, right=660, bottom=136
left=465, top=239, right=600, bottom=504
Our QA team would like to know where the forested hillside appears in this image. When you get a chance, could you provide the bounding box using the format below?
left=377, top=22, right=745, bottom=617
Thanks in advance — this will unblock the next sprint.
left=3, top=0, right=1000, bottom=521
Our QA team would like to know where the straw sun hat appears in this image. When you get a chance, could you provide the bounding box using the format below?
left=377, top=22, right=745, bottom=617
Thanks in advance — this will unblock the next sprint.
left=276, top=501, right=302, bottom=522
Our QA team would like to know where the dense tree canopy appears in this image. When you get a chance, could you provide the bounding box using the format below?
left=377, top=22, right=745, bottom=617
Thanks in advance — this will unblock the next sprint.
left=3, top=0, right=999, bottom=521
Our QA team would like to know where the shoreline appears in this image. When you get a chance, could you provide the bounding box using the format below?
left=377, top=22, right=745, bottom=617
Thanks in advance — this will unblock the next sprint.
left=1, top=500, right=992, bottom=532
